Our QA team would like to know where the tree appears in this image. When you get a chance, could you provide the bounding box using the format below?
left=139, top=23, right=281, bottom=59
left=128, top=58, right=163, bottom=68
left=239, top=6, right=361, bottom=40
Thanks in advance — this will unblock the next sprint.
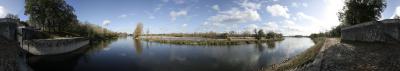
left=5, top=14, right=19, bottom=20
left=394, top=15, right=400, bottom=19
left=25, top=0, right=78, bottom=33
left=241, top=31, right=251, bottom=37
left=228, top=31, right=235, bottom=37
left=338, top=0, right=386, bottom=26
left=266, top=32, right=276, bottom=39
left=134, top=22, right=143, bottom=39
left=254, top=29, right=264, bottom=40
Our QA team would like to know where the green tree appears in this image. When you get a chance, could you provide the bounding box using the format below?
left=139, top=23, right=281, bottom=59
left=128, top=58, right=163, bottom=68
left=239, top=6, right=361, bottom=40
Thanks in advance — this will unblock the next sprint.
left=338, top=0, right=386, bottom=26
left=25, top=0, right=78, bottom=33
left=134, top=22, right=143, bottom=39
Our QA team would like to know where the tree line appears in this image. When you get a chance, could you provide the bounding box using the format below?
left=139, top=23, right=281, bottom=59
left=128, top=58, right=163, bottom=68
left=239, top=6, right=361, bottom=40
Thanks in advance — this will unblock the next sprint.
left=22, top=0, right=120, bottom=39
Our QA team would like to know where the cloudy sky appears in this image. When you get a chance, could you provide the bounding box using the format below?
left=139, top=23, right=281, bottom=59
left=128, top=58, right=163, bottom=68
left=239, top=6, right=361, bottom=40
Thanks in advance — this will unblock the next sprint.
left=1, top=0, right=400, bottom=35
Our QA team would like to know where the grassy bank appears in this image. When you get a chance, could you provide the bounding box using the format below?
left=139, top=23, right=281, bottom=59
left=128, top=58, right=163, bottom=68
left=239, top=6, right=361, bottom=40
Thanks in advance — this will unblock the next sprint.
left=143, top=37, right=284, bottom=45
left=266, top=37, right=326, bottom=71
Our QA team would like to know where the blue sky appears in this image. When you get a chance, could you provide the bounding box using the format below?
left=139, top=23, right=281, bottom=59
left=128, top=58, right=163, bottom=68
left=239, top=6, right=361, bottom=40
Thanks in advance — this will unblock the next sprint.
left=1, top=0, right=400, bottom=35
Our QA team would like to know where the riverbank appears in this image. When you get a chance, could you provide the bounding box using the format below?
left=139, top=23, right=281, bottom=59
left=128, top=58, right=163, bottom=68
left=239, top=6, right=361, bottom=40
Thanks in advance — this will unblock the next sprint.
left=142, top=36, right=284, bottom=45
left=266, top=37, right=400, bottom=71
left=264, top=37, right=340, bottom=71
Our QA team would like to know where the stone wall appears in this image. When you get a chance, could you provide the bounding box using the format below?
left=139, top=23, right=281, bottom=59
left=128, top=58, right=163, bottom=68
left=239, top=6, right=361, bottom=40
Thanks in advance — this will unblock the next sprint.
left=21, top=37, right=89, bottom=55
left=341, top=19, right=400, bottom=43
left=0, top=18, right=18, bottom=41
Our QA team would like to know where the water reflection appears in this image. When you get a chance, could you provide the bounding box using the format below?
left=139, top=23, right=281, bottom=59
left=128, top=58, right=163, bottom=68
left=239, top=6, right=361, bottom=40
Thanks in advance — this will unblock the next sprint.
left=26, top=37, right=314, bottom=71
left=133, top=39, right=143, bottom=55
left=27, top=38, right=118, bottom=71
left=266, top=41, right=276, bottom=49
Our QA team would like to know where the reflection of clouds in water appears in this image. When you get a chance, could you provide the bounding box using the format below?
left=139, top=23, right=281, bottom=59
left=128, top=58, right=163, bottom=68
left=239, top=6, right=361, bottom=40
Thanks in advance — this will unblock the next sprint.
left=102, top=47, right=111, bottom=51
left=120, top=53, right=127, bottom=56
left=92, top=37, right=315, bottom=71
left=259, top=37, right=315, bottom=66
left=276, top=37, right=314, bottom=58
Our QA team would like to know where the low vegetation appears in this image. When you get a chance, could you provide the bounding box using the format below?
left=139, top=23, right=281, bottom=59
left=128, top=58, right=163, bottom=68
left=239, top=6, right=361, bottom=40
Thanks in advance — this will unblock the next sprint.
left=142, top=29, right=284, bottom=45
left=144, top=38, right=284, bottom=45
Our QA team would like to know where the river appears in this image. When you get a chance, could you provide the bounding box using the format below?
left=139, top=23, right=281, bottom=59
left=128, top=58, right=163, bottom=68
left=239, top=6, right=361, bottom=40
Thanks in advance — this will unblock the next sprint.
left=26, top=37, right=315, bottom=71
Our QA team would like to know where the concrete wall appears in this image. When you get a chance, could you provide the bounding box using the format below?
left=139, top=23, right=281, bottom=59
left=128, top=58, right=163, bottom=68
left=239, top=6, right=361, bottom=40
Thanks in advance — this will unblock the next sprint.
left=21, top=37, right=89, bottom=55
left=341, top=19, right=400, bottom=43
left=0, top=18, right=18, bottom=41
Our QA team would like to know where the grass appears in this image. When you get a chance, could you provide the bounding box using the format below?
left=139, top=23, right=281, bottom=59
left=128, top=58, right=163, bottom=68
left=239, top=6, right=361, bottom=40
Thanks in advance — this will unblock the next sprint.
left=267, top=37, right=326, bottom=71
left=143, top=37, right=284, bottom=45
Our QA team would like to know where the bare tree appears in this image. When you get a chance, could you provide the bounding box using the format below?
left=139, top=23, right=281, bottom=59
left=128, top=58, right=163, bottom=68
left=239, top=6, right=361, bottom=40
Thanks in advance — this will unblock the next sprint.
left=134, top=22, right=143, bottom=39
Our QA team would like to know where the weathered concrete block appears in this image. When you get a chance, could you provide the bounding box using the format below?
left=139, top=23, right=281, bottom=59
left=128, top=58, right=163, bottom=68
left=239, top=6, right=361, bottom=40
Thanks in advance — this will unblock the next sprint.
left=0, top=18, right=18, bottom=41
left=20, top=37, right=89, bottom=55
left=341, top=19, right=400, bottom=43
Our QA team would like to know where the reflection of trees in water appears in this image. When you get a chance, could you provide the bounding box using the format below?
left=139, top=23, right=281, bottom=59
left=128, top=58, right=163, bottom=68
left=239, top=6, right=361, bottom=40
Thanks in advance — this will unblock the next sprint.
left=266, top=41, right=276, bottom=49
left=27, top=38, right=120, bottom=71
left=134, top=39, right=143, bottom=55
left=26, top=40, right=105, bottom=71
left=255, top=43, right=265, bottom=52
left=85, top=38, right=118, bottom=53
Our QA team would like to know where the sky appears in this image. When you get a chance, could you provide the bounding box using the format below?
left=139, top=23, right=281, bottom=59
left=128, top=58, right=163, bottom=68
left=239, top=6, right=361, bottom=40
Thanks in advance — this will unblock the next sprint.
left=1, top=0, right=400, bottom=36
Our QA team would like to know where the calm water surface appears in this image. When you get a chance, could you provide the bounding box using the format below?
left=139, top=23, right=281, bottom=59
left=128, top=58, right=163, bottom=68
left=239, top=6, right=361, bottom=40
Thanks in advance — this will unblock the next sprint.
left=27, top=37, right=315, bottom=71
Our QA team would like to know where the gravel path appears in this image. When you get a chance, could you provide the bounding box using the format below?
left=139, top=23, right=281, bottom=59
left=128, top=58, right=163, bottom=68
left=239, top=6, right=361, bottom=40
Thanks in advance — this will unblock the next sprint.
left=297, top=41, right=400, bottom=71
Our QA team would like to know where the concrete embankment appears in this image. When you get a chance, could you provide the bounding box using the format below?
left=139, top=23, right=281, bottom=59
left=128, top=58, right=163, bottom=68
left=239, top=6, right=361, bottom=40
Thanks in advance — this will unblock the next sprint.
left=341, top=19, right=400, bottom=43
left=21, top=37, right=89, bottom=55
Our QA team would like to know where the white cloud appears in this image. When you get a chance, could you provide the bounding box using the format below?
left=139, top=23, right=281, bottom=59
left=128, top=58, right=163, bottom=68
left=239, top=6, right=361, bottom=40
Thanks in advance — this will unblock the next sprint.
left=154, top=4, right=164, bottom=12
left=0, top=6, right=7, bottom=18
left=260, top=22, right=279, bottom=32
left=291, top=2, right=299, bottom=7
left=273, top=0, right=278, bottom=2
left=391, top=6, right=400, bottom=19
left=239, top=0, right=261, bottom=10
left=172, top=0, right=185, bottom=4
left=256, top=12, right=330, bottom=36
left=245, top=24, right=258, bottom=32
left=212, top=5, right=220, bottom=11
left=170, top=10, right=187, bottom=21
left=322, top=0, right=344, bottom=28
left=302, top=3, right=308, bottom=7
left=207, top=8, right=261, bottom=24
left=202, top=1, right=261, bottom=32
left=181, top=24, right=187, bottom=27
left=102, top=20, right=111, bottom=26
left=118, top=14, right=128, bottom=18
left=149, top=15, right=156, bottom=19
left=266, top=4, right=290, bottom=18
left=162, top=0, right=169, bottom=2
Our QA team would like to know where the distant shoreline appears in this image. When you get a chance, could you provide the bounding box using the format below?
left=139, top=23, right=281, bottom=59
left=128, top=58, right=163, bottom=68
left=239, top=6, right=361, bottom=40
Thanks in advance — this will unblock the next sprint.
left=141, top=36, right=285, bottom=45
